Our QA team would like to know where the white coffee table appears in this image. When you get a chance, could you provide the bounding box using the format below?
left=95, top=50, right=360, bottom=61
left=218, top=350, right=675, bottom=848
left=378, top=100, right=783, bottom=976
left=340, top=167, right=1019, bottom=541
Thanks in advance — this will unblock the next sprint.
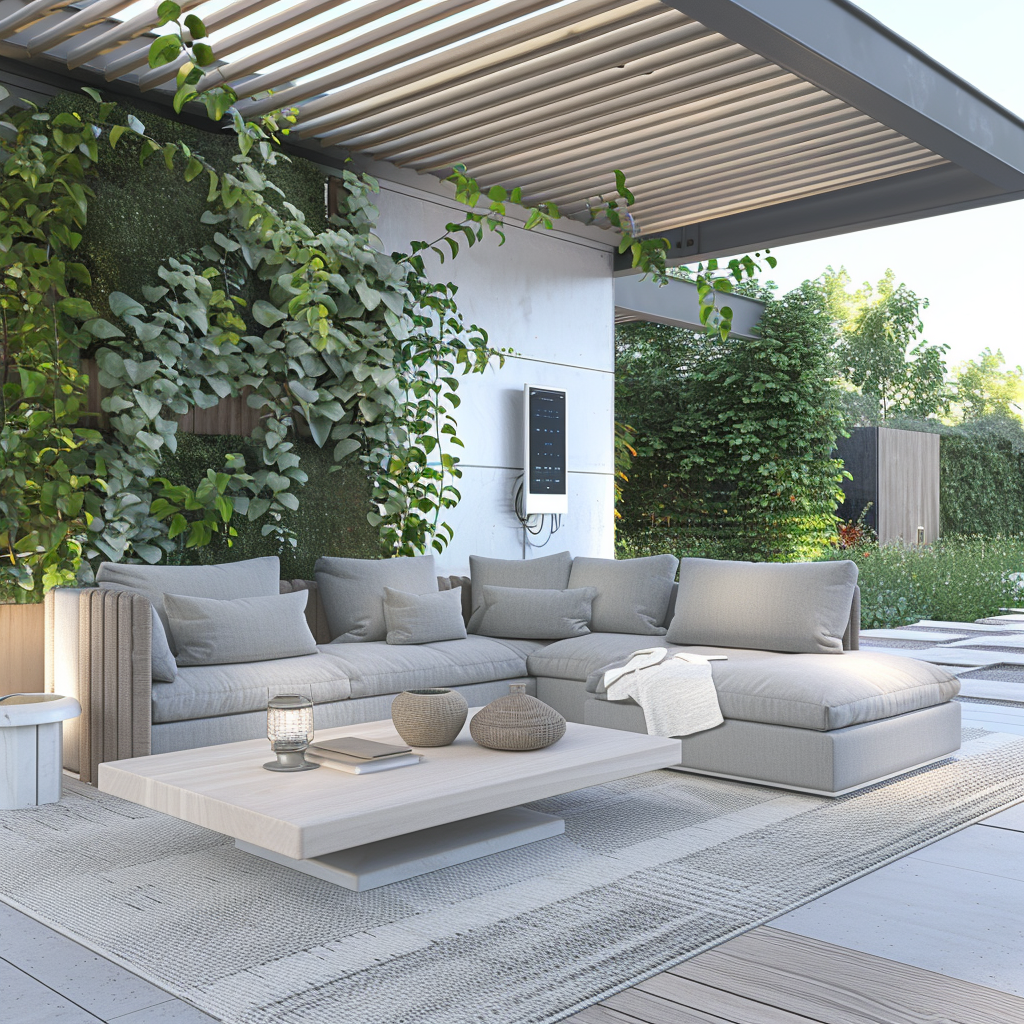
left=98, top=714, right=679, bottom=890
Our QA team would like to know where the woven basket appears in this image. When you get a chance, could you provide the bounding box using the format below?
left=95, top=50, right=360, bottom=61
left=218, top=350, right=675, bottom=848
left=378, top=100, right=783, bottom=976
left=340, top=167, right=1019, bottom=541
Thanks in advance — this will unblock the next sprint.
left=470, top=683, right=566, bottom=751
left=390, top=688, right=468, bottom=747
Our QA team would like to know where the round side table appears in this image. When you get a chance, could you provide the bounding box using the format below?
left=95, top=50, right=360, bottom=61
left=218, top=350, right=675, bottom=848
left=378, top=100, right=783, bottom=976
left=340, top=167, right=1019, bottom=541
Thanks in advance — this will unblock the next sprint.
left=0, top=693, right=82, bottom=809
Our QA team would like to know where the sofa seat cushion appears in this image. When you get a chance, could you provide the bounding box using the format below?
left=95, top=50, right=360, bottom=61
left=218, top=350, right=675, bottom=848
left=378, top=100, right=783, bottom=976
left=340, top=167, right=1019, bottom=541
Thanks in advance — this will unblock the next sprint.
left=152, top=655, right=351, bottom=724
left=318, top=635, right=533, bottom=699
left=529, top=632, right=771, bottom=682
left=708, top=649, right=959, bottom=731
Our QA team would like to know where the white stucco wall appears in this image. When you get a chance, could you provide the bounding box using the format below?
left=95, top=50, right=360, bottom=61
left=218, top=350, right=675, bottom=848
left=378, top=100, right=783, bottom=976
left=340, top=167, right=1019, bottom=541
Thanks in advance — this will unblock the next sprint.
left=363, top=162, right=617, bottom=576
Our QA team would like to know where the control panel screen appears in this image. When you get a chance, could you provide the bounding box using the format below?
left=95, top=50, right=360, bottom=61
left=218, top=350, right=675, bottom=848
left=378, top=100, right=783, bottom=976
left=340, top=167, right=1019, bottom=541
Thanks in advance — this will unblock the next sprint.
left=528, top=387, right=566, bottom=495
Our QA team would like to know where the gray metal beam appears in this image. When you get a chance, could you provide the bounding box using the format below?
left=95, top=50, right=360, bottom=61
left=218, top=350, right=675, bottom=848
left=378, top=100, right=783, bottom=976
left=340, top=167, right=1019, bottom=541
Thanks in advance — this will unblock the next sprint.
left=663, top=0, right=1024, bottom=190
left=616, top=162, right=1021, bottom=271
left=614, top=275, right=764, bottom=338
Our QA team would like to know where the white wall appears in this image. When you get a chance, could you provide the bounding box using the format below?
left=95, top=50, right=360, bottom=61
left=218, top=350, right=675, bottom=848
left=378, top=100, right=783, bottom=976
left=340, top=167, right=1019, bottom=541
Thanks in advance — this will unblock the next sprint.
left=364, top=162, right=617, bottom=575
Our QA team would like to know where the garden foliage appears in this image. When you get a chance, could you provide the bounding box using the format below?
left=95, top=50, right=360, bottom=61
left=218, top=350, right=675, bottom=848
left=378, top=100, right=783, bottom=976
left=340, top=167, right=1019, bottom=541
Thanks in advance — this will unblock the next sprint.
left=616, top=283, right=846, bottom=562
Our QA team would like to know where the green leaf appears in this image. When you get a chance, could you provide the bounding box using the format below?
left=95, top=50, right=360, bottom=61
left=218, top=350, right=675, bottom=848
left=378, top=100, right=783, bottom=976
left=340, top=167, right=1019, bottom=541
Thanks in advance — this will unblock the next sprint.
left=81, top=86, right=103, bottom=104
left=156, top=1, right=181, bottom=25
left=84, top=318, right=124, bottom=339
left=252, top=299, right=286, bottom=327
left=108, top=124, right=127, bottom=148
left=183, top=13, right=207, bottom=38
left=148, top=34, right=181, bottom=69
left=173, top=84, right=197, bottom=115
left=127, top=114, right=146, bottom=135
left=108, top=291, right=145, bottom=318
left=192, top=42, right=215, bottom=67
left=183, top=155, right=203, bottom=181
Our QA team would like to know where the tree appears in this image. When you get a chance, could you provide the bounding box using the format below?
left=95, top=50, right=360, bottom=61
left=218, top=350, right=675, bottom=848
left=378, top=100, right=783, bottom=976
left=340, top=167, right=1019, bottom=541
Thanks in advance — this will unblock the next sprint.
left=952, top=348, right=1024, bottom=422
left=824, top=268, right=949, bottom=420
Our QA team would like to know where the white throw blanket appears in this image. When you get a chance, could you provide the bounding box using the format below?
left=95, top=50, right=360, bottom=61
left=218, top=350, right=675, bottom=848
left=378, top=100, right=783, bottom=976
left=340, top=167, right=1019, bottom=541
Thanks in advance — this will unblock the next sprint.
left=599, top=648, right=725, bottom=738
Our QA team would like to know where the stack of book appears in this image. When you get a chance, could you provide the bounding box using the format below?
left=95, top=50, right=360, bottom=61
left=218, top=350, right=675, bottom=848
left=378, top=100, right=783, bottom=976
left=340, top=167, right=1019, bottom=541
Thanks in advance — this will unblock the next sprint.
left=305, top=736, right=422, bottom=774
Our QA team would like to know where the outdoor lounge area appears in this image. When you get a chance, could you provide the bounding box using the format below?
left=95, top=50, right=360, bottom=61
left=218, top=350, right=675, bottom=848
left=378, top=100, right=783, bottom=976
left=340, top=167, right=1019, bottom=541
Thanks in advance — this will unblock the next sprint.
left=2, top=1, right=1024, bottom=1022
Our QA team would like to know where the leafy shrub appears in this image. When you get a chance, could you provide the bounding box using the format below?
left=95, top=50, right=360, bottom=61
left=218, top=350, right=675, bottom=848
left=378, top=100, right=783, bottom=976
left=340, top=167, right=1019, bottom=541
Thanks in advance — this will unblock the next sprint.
left=819, top=536, right=1024, bottom=627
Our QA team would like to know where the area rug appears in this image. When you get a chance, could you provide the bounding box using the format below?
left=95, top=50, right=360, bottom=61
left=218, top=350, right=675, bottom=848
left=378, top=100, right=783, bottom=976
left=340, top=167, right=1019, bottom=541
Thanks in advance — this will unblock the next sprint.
left=2, top=727, right=1024, bottom=1024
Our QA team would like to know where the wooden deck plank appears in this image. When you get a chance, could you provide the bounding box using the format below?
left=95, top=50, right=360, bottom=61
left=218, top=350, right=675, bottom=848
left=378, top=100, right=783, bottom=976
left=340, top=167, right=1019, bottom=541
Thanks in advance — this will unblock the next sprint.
left=628, top=974, right=815, bottom=1023
left=576, top=993, right=732, bottom=1023
left=668, top=927, right=1024, bottom=1024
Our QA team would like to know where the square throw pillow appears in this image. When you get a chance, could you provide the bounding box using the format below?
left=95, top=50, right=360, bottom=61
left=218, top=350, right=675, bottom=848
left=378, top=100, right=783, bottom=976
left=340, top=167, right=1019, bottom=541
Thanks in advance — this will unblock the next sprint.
left=473, top=585, right=596, bottom=640
left=383, top=587, right=468, bottom=645
left=467, top=550, right=572, bottom=633
left=164, top=591, right=318, bottom=667
left=315, top=555, right=437, bottom=643
left=567, top=554, right=679, bottom=634
left=96, top=556, right=280, bottom=664
left=666, top=558, right=859, bottom=654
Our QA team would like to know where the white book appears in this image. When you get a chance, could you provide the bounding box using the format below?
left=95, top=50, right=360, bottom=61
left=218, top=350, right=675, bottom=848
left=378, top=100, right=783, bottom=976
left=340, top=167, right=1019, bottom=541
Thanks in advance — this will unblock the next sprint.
left=306, top=752, right=422, bottom=775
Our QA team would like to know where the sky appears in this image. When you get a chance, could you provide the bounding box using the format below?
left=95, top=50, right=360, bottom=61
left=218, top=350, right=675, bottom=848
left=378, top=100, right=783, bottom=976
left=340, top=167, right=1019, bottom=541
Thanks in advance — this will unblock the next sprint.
left=765, top=0, right=1024, bottom=371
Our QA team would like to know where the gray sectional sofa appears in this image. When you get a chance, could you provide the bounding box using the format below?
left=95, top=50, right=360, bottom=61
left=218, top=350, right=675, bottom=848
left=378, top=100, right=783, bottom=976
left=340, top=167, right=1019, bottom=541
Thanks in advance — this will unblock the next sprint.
left=46, top=551, right=961, bottom=796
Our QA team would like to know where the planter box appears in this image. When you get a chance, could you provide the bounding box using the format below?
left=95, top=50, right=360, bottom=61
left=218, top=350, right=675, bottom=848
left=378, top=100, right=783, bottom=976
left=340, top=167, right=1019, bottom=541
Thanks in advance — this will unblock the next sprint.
left=0, top=602, right=45, bottom=696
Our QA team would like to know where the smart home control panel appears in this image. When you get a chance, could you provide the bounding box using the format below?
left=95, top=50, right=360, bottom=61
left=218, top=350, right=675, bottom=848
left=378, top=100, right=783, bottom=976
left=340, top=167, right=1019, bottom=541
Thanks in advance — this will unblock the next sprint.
left=523, top=384, right=568, bottom=515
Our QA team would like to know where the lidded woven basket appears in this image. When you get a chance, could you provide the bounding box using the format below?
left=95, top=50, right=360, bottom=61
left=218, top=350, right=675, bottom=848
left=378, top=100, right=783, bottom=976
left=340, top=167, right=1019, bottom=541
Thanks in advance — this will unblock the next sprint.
left=469, top=683, right=566, bottom=751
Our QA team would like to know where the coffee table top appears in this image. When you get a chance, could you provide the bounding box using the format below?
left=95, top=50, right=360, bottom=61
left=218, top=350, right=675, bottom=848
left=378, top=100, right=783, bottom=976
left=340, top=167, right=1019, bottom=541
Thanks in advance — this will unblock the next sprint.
left=98, top=714, right=680, bottom=859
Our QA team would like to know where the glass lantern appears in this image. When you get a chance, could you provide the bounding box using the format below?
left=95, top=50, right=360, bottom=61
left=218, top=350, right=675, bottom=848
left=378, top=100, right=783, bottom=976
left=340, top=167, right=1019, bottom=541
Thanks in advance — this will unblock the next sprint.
left=264, top=694, right=319, bottom=772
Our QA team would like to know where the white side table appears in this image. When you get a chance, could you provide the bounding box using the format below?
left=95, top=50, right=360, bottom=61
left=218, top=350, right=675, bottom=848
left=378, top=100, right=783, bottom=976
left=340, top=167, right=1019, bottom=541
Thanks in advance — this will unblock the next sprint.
left=0, top=693, right=82, bottom=809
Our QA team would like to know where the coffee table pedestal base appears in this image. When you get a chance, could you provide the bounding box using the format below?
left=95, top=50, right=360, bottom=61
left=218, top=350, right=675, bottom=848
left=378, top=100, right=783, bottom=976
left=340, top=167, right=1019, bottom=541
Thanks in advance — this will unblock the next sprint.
left=236, top=806, right=564, bottom=891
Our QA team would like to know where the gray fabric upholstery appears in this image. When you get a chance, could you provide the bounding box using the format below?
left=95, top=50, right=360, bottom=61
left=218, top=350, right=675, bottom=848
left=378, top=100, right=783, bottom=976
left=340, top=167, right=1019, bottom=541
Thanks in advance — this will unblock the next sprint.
left=315, top=555, right=437, bottom=643
left=567, top=554, right=678, bottom=635
left=98, top=582, right=176, bottom=682
left=151, top=653, right=350, bottom=724
left=467, top=550, right=572, bottom=631
left=706, top=649, right=959, bottom=731
left=584, top=698, right=962, bottom=795
left=318, top=635, right=531, bottom=699
left=383, top=587, right=468, bottom=645
left=472, top=585, right=596, bottom=640
left=96, top=556, right=281, bottom=656
left=151, top=678, right=537, bottom=754
left=535, top=676, right=600, bottom=725
left=666, top=558, right=859, bottom=654
left=164, top=591, right=317, bottom=667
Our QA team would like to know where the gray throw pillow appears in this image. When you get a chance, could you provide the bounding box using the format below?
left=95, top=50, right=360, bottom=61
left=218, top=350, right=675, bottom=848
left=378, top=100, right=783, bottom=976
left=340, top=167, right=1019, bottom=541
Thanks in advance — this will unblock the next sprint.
left=666, top=558, right=859, bottom=654
left=567, top=554, right=679, bottom=635
left=473, top=585, right=596, bottom=640
left=383, top=587, right=468, bottom=645
left=315, top=555, right=437, bottom=643
left=96, top=556, right=281, bottom=657
left=467, top=550, right=572, bottom=633
left=164, top=591, right=317, bottom=667
left=98, top=582, right=178, bottom=682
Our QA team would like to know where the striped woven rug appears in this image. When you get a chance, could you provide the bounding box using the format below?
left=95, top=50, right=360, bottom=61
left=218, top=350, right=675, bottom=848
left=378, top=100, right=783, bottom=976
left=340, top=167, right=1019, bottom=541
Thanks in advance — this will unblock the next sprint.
left=2, top=726, right=1023, bottom=1024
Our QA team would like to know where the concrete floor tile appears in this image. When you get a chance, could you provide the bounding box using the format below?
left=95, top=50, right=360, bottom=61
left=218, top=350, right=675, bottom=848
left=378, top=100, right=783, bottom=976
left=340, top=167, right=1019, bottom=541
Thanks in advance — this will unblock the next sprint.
left=981, top=801, right=1024, bottom=833
left=108, top=999, right=220, bottom=1023
left=0, top=958, right=103, bottom=1023
left=907, top=821, right=1024, bottom=881
left=0, top=904, right=175, bottom=1020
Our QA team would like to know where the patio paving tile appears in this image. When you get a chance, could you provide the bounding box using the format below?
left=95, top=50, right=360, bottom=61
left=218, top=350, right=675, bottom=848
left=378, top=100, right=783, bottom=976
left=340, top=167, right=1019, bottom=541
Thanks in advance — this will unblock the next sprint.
left=0, top=958, right=104, bottom=1023
left=860, top=628, right=970, bottom=642
left=980, top=803, right=1024, bottom=833
left=771, top=826, right=1024, bottom=996
left=957, top=678, right=1024, bottom=702
left=0, top=903, right=179, bottom=1021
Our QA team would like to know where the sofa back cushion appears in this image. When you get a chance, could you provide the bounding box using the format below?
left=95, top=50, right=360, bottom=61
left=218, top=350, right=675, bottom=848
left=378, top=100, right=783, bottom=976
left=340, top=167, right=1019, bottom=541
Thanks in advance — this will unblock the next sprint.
left=164, top=590, right=318, bottom=667
left=467, top=551, right=572, bottom=632
left=665, top=558, right=859, bottom=654
left=96, top=555, right=281, bottom=662
left=383, top=587, right=468, bottom=645
left=473, top=585, right=595, bottom=640
left=315, top=555, right=437, bottom=643
left=567, top=554, right=678, bottom=635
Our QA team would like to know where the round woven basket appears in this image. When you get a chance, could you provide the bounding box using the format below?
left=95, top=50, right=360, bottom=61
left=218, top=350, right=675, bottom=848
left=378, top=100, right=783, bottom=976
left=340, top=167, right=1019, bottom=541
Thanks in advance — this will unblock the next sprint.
left=470, top=683, right=566, bottom=751
left=391, top=688, right=468, bottom=747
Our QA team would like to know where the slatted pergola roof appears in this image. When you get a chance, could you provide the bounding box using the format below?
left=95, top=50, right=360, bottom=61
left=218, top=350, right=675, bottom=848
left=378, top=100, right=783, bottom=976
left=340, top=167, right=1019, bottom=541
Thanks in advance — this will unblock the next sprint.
left=2, top=0, right=1023, bottom=266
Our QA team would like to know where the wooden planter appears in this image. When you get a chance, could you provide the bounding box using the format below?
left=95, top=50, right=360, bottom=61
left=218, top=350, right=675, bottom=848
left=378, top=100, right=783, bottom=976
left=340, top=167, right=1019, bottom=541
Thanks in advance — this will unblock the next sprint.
left=0, top=602, right=45, bottom=696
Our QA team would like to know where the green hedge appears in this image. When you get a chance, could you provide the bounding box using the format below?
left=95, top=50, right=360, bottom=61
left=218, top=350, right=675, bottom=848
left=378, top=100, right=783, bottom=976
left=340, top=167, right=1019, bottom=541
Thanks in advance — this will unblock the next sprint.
left=45, top=92, right=327, bottom=319
left=159, top=435, right=380, bottom=577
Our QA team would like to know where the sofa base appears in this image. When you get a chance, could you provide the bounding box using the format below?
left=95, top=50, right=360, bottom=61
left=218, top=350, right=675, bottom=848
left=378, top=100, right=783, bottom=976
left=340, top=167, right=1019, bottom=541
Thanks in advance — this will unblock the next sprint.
left=583, top=698, right=962, bottom=797
left=152, top=678, right=535, bottom=754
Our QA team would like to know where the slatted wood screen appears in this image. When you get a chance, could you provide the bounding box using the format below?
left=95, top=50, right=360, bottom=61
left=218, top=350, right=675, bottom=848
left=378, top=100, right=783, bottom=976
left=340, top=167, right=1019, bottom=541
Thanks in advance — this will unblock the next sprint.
left=82, top=358, right=261, bottom=436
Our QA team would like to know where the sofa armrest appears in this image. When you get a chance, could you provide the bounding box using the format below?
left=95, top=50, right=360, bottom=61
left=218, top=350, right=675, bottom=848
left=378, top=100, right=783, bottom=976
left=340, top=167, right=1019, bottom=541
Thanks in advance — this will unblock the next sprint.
left=45, top=588, right=152, bottom=784
left=844, top=586, right=861, bottom=651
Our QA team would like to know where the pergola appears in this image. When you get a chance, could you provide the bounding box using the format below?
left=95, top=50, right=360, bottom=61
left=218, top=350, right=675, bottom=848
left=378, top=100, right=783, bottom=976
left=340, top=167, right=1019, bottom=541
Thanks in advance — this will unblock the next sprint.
left=2, top=0, right=1023, bottom=326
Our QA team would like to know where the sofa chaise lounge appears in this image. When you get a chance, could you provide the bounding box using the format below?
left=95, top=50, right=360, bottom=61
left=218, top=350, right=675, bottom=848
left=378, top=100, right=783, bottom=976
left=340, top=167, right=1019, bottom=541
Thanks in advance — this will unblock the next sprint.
left=46, top=551, right=960, bottom=797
